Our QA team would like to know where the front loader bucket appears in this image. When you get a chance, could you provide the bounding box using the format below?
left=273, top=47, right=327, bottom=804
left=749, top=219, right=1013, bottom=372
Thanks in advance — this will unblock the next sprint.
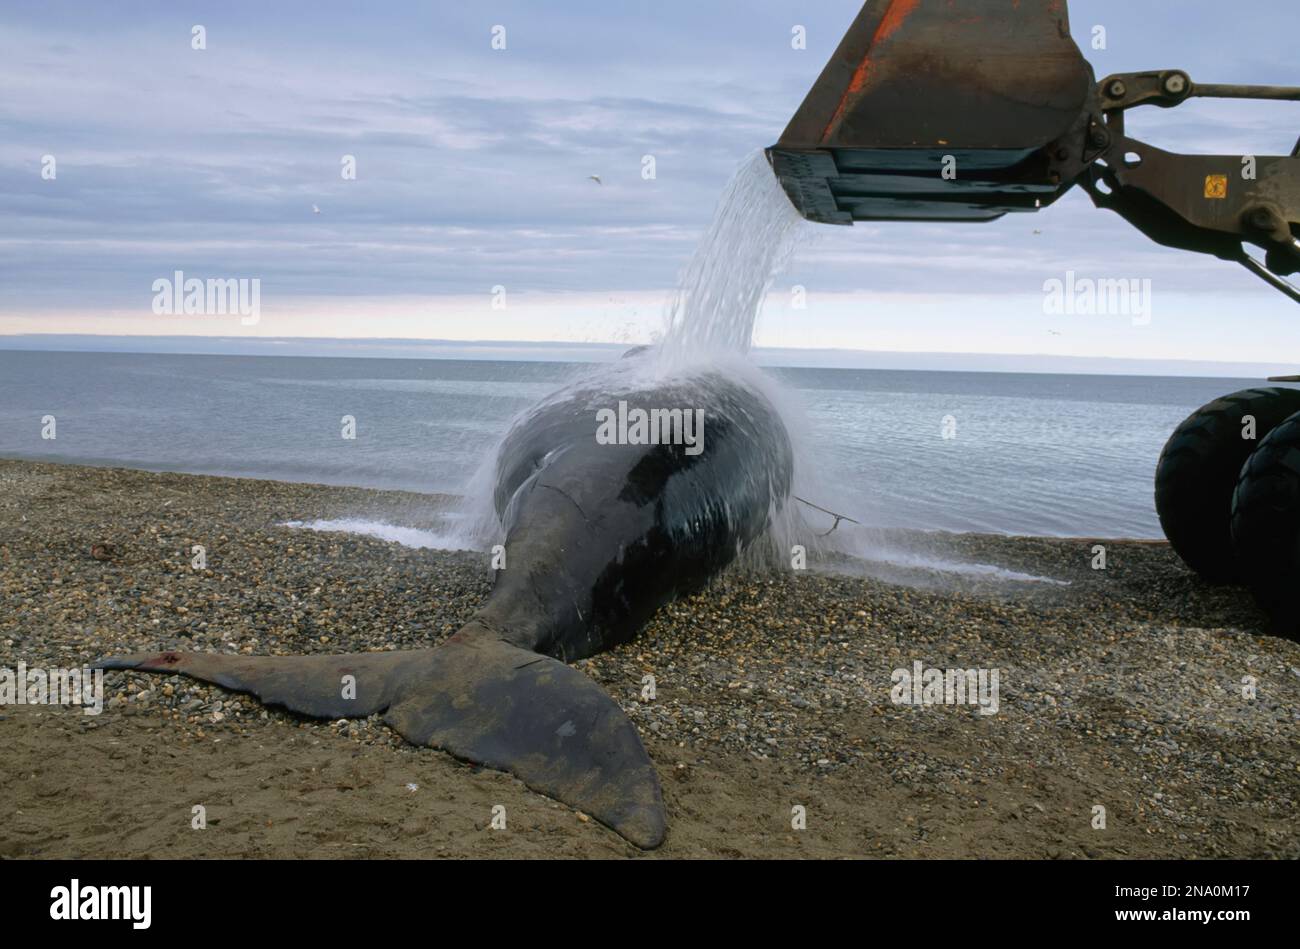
left=768, top=0, right=1095, bottom=224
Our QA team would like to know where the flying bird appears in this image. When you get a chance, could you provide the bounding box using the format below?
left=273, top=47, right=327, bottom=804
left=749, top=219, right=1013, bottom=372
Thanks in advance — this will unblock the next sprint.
left=312, top=204, right=321, bottom=214
left=587, top=175, right=602, bottom=185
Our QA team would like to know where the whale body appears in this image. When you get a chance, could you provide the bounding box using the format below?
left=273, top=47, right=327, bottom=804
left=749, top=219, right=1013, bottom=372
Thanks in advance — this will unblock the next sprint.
left=98, top=365, right=793, bottom=848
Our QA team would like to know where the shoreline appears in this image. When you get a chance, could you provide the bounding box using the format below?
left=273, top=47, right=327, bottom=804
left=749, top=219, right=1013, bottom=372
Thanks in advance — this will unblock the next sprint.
left=2, top=458, right=1297, bottom=858
left=0, top=453, right=1167, bottom=544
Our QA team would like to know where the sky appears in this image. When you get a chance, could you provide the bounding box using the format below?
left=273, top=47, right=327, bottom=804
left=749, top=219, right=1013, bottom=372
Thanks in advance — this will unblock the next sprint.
left=1, top=0, right=1297, bottom=368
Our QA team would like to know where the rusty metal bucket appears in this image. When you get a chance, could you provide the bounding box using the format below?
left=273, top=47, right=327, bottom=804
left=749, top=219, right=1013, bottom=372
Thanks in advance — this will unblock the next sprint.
left=768, top=0, right=1096, bottom=224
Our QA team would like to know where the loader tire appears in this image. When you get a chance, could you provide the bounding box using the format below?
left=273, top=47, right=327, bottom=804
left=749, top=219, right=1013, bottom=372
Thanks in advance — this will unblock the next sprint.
left=1155, top=387, right=1300, bottom=582
left=1231, top=410, right=1300, bottom=640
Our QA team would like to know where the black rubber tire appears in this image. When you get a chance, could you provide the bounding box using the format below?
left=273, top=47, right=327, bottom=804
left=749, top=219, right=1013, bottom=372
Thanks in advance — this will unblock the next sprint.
left=1155, top=387, right=1300, bottom=582
left=1231, top=410, right=1300, bottom=639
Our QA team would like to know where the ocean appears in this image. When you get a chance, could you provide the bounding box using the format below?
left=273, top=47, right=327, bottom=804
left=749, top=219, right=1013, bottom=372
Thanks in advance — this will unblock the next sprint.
left=0, top=348, right=1272, bottom=539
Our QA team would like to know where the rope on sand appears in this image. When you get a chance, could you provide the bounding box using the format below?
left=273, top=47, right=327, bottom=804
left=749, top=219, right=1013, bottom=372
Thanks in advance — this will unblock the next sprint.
left=792, top=496, right=861, bottom=536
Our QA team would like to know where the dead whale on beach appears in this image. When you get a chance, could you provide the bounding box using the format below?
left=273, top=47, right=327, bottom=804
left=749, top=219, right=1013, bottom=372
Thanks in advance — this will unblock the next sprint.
left=97, top=365, right=794, bottom=848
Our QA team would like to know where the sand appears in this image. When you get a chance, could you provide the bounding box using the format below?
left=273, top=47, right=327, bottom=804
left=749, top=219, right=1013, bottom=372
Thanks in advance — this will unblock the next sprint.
left=2, top=458, right=1297, bottom=858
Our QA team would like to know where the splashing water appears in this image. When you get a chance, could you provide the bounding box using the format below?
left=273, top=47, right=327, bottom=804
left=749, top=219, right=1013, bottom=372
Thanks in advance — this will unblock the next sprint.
left=450, top=351, right=815, bottom=557
left=659, top=150, right=805, bottom=361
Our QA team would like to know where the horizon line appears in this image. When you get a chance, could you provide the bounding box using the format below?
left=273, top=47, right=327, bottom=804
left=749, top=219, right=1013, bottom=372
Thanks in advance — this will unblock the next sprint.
left=1, top=333, right=1293, bottom=380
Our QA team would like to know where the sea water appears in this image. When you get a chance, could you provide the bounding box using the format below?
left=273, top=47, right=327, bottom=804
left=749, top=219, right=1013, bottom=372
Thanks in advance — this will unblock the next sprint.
left=0, top=349, right=1250, bottom=540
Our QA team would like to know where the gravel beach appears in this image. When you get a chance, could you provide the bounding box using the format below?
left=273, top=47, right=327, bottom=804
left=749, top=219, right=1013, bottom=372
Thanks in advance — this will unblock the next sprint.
left=2, top=457, right=1297, bottom=859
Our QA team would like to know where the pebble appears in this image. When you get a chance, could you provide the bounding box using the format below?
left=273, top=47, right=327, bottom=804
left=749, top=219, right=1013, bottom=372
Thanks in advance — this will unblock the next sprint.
left=3, top=459, right=1298, bottom=858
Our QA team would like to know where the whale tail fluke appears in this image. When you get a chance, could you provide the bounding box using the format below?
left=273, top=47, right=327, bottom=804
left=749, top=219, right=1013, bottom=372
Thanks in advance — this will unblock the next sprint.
left=95, top=629, right=666, bottom=849
left=385, top=632, right=666, bottom=849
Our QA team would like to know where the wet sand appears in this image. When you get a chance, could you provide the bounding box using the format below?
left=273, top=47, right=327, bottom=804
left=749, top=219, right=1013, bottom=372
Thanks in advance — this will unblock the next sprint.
left=2, top=458, right=1297, bottom=858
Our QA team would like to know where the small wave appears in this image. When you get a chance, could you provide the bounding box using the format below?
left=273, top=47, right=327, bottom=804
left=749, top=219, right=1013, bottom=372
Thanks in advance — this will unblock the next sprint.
left=281, top=518, right=474, bottom=551
left=862, top=550, right=1071, bottom=585
left=833, top=541, right=1070, bottom=585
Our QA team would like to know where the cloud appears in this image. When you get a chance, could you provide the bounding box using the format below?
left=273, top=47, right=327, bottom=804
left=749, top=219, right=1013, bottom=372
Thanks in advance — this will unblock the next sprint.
left=0, top=0, right=1295, bottom=360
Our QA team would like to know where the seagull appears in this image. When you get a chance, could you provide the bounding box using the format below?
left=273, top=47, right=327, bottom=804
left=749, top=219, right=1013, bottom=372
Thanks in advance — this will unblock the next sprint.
left=312, top=204, right=321, bottom=214
left=587, top=175, right=602, bottom=185
left=1032, top=229, right=1042, bottom=235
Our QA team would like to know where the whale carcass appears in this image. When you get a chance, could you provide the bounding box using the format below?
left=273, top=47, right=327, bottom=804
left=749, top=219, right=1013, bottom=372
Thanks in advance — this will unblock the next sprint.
left=97, top=365, right=794, bottom=848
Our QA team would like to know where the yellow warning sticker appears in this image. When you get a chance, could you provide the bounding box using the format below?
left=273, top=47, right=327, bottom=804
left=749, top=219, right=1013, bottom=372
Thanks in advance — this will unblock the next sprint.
left=1204, top=174, right=1228, bottom=199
